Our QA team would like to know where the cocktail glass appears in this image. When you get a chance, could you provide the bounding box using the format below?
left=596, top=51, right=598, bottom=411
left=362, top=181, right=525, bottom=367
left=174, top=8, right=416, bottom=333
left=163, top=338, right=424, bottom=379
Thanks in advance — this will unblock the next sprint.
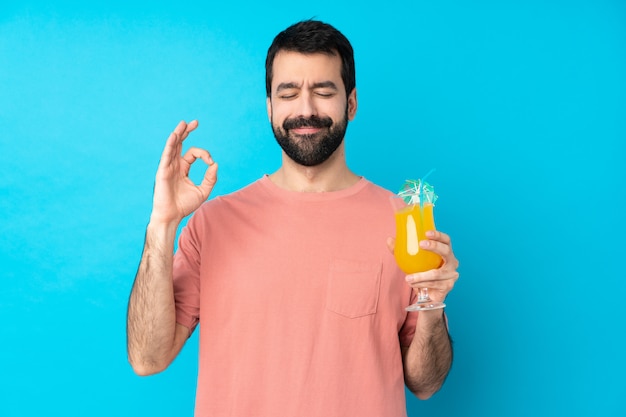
left=391, top=180, right=445, bottom=311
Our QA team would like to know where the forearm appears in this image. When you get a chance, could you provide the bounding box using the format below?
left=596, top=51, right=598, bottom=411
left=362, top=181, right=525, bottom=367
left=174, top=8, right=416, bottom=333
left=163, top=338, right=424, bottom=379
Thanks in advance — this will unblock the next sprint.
left=403, top=309, right=453, bottom=399
left=127, top=221, right=181, bottom=375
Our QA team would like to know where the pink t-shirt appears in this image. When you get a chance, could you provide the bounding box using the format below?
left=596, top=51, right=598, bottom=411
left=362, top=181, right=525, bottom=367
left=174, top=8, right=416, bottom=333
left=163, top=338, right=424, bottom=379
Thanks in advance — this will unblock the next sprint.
left=173, top=175, right=418, bottom=417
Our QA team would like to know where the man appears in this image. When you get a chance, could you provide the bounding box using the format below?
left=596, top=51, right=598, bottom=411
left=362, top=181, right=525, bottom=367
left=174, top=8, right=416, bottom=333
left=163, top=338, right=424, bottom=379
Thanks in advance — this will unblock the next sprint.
left=127, top=20, right=459, bottom=417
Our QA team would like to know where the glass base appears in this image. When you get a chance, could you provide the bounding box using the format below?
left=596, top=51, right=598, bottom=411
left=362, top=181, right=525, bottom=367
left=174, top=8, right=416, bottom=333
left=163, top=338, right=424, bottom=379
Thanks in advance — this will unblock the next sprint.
left=406, top=300, right=446, bottom=311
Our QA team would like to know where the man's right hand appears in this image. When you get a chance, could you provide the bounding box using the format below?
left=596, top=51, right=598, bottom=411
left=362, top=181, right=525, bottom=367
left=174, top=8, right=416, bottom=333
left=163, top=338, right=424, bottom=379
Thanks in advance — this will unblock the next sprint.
left=150, top=120, right=218, bottom=225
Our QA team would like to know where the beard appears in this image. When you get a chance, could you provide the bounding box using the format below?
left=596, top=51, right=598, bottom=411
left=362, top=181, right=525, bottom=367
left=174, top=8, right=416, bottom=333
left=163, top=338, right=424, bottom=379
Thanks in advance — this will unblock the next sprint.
left=271, top=108, right=349, bottom=167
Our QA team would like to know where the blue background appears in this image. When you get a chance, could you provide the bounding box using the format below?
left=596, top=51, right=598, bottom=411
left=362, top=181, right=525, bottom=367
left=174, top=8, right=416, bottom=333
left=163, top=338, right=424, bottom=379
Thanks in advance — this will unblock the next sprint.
left=1, top=1, right=624, bottom=416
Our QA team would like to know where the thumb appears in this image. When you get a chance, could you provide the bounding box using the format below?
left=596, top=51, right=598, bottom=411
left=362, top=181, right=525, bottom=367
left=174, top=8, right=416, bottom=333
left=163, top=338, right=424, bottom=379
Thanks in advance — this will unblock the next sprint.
left=198, top=162, right=217, bottom=198
left=198, top=162, right=218, bottom=198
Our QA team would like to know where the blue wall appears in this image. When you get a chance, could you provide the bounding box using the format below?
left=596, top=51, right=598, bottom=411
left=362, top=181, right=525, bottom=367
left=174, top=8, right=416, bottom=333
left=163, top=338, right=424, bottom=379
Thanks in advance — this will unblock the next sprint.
left=1, top=1, right=624, bottom=416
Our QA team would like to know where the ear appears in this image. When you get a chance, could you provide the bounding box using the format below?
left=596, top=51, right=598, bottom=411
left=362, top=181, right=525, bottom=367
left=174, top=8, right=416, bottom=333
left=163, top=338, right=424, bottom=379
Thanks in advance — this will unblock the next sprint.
left=266, top=97, right=272, bottom=122
left=347, top=88, right=358, bottom=121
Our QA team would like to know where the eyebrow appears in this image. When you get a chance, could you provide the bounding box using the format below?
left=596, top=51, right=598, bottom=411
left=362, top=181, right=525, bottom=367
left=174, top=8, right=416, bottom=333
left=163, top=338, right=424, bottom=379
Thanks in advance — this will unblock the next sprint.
left=276, top=81, right=339, bottom=93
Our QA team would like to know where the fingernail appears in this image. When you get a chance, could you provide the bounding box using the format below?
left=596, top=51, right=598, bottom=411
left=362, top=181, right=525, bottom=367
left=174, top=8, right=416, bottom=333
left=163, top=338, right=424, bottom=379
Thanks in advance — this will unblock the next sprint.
left=420, top=240, right=430, bottom=248
left=426, top=230, right=435, bottom=238
left=405, top=275, right=414, bottom=283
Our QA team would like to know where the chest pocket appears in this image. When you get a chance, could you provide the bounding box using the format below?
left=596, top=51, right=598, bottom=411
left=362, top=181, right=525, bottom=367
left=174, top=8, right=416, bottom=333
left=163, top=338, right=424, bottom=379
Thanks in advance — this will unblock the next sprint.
left=326, top=259, right=382, bottom=319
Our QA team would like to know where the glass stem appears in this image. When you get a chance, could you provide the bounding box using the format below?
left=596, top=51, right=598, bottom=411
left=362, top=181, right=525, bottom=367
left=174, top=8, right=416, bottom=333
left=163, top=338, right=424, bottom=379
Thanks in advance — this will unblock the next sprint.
left=417, top=288, right=431, bottom=303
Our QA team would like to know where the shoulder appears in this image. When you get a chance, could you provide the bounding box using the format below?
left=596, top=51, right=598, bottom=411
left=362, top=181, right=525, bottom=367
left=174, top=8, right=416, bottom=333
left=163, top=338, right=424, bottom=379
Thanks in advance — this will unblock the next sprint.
left=356, top=178, right=396, bottom=202
left=182, top=178, right=265, bottom=228
left=199, top=178, right=267, bottom=212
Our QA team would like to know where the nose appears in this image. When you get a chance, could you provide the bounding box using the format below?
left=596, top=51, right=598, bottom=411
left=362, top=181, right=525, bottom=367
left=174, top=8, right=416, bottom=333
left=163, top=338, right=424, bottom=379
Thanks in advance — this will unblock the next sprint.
left=295, top=92, right=316, bottom=118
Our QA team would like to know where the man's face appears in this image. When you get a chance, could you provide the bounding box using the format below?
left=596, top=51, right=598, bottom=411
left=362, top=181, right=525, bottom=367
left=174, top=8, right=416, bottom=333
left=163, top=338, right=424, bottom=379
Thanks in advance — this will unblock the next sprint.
left=267, top=51, right=357, bottom=167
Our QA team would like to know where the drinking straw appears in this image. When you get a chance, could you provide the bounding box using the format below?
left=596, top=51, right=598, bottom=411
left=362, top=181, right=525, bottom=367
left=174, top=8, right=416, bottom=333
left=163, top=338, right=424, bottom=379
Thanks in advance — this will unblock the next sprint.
left=398, top=168, right=437, bottom=206
left=419, top=168, right=436, bottom=210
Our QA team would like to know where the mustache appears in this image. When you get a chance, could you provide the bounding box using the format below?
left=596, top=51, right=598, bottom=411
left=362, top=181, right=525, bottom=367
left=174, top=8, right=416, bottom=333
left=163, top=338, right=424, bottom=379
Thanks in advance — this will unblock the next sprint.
left=283, top=115, right=333, bottom=130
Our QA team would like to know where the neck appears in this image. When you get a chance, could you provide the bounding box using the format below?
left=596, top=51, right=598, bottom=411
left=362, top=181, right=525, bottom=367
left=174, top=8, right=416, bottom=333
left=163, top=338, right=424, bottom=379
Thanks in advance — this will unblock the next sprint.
left=269, top=143, right=360, bottom=192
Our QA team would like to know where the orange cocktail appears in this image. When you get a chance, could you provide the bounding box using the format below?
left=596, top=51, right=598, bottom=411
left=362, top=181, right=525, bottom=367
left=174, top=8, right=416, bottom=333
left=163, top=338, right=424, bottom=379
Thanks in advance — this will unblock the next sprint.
left=393, top=203, right=442, bottom=274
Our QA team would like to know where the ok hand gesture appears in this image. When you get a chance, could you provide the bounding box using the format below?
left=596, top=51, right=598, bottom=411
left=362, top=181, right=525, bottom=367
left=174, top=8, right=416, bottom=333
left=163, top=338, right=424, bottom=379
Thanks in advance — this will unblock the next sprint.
left=150, top=120, right=218, bottom=225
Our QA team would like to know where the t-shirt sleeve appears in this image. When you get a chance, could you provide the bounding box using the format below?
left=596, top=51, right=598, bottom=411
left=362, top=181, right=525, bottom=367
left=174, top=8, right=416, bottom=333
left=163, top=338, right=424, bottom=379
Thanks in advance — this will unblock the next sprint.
left=398, top=291, right=450, bottom=347
left=172, top=218, right=202, bottom=334
left=398, top=291, right=419, bottom=347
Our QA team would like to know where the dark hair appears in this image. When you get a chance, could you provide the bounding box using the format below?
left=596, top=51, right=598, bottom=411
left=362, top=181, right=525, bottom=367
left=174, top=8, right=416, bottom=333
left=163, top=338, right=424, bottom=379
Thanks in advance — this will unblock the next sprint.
left=265, top=20, right=356, bottom=98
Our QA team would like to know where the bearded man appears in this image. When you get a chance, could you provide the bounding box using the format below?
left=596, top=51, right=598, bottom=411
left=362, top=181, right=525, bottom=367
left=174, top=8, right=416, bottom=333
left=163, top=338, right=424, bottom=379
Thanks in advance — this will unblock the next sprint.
left=127, top=19, right=459, bottom=417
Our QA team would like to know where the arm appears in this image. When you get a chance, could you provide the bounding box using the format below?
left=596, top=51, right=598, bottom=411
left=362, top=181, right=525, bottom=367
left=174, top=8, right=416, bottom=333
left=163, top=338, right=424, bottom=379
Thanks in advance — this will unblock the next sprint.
left=127, top=221, right=190, bottom=376
left=401, top=310, right=453, bottom=399
left=399, top=230, right=459, bottom=398
left=127, top=120, right=218, bottom=376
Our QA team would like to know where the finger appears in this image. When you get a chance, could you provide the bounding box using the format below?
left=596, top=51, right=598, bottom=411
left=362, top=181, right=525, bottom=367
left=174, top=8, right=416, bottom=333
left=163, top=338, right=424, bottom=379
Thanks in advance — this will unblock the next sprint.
left=171, top=120, right=198, bottom=147
left=157, top=121, right=197, bottom=172
left=180, top=147, right=213, bottom=177
left=406, top=273, right=459, bottom=294
left=406, top=269, right=440, bottom=284
left=425, top=230, right=452, bottom=245
left=386, top=237, right=395, bottom=254
left=158, top=131, right=181, bottom=170
left=407, top=278, right=457, bottom=298
left=186, top=119, right=199, bottom=132
left=170, top=121, right=189, bottom=160
left=182, top=147, right=213, bottom=166
left=197, top=162, right=219, bottom=198
left=407, top=281, right=453, bottom=294
left=179, top=119, right=199, bottom=142
left=173, top=121, right=200, bottom=162
left=419, top=239, right=452, bottom=260
left=406, top=267, right=459, bottom=284
left=173, top=120, right=189, bottom=138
